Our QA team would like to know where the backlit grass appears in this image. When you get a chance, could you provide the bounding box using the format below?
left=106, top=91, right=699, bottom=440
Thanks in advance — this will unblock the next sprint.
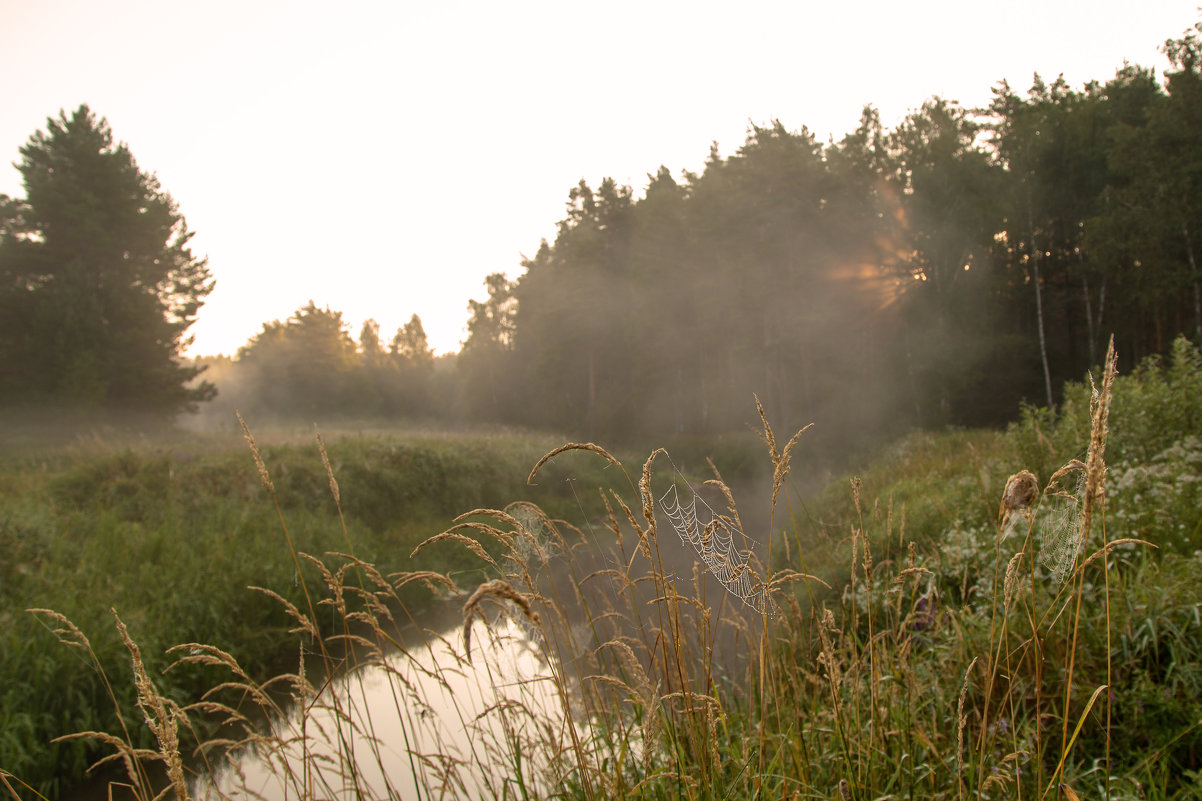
left=4, top=338, right=1202, bottom=799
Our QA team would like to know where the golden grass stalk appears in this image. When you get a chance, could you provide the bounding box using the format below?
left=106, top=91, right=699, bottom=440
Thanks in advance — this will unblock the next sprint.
left=526, top=442, right=624, bottom=485
left=43, top=612, right=190, bottom=801
left=1044, top=683, right=1110, bottom=799
left=0, top=769, right=44, bottom=801
left=314, top=426, right=340, bottom=507
left=753, top=392, right=814, bottom=509
left=638, top=448, right=667, bottom=540
left=411, top=530, right=503, bottom=571
left=112, top=611, right=189, bottom=801
left=955, top=656, right=979, bottom=801
left=27, top=608, right=155, bottom=793
left=49, top=730, right=152, bottom=792
left=1080, top=338, right=1119, bottom=548
left=248, top=586, right=319, bottom=638
left=1002, top=550, right=1024, bottom=610
left=1055, top=337, right=1118, bottom=786
left=236, top=410, right=273, bottom=493
left=25, top=608, right=92, bottom=652
left=461, top=579, right=539, bottom=664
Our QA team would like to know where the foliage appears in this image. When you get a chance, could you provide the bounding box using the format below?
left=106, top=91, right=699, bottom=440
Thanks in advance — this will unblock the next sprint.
left=9, top=350, right=1202, bottom=800
left=0, top=105, right=214, bottom=419
left=4, top=341, right=1202, bottom=799
left=441, top=21, right=1202, bottom=447
left=10, top=17, right=1202, bottom=799
left=194, top=303, right=442, bottom=424
left=0, top=424, right=625, bottom=796
left=457, top=272, right=519, bottom=423
left=1109, top=437, right=1202, bottom=552
left=1012, top=335, right=1202, bottom=490
left=12, top=20, right=1202, bottom=446
left=790, top=339, right=1202, bottom=797
left=28, top=16, right=1187, bottom=450
left=236, top=301, right=359, bottom=418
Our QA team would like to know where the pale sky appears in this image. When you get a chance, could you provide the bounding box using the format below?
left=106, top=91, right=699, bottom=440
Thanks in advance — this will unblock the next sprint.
left=2, top=0, right=1198, bottom=357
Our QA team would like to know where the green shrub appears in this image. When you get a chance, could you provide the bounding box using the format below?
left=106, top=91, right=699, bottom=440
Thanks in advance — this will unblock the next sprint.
left=1012, top=336, right=1202, bottom=481
left=0, top=426, right=628, bottom=796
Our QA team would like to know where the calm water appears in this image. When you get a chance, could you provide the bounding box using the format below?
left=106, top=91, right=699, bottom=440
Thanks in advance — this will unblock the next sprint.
left=191, top=614, right=569, bottom=800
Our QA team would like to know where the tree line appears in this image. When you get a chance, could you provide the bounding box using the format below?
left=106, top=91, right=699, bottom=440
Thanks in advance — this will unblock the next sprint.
left=5, top=22, right=1202, bottom=451
left=453, top=23, right=1202, bottom=453
left=0, top=106, right=213, bottom=421
left=192, top=303, right=444, bottom=424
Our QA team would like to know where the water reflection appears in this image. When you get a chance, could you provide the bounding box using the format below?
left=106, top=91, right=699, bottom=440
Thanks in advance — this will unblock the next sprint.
left=187, top=474, right=768, bottom=801
left=193, top=614, right=566, bottom=800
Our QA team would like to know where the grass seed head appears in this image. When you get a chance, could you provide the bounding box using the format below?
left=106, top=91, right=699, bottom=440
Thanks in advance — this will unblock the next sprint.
left=461, top=579, right=539, bottom=663
left=527, top=441, right=623, bottom=485
left=236, top=410, right=274, bottom=493
left=956, top=656, right=979, bottom=793
left=1003, top=551, right=1024, bottom=609
left=27, top=608, right=92, bottom=651
left=1001, top=470, right=1040, bottom=533
left=314, top=426, right=340, bottom=506
left=113, top=610, right=188, bottom=801
left=1002, top=470, right=1039, bottom=515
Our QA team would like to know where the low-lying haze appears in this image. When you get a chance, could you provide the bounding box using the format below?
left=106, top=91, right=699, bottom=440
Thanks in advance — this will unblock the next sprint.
left=1, top=0, right=1197, bottom=356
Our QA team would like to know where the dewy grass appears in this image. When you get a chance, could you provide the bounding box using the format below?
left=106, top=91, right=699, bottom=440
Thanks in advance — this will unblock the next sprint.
left=0, top=423, right=630, bottom=795
left=7, top=353, right=1202, bottom=799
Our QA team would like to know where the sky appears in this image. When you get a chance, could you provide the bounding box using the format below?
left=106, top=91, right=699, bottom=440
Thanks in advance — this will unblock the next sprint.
left=2, top=0, right=1199, bottom=357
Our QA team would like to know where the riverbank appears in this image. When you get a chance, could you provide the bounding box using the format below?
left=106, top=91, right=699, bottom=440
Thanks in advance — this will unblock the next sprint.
left=0, top=421, right=630, bottom=797
left=6, top=338, right=1202, bottom=799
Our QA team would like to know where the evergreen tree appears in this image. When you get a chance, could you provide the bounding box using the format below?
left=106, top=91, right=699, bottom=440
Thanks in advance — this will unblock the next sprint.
left=0, top=105, right=215, bottom=417
left=237, top=301, right=358, bottom=418
left=1097, top=28, right=1202, bottom=346
left=391, top=314, right=433, bottom=368
left=459, top=273, right=517, bottom=421
left=887, top=98, right=1005, bottom=424
left=359, top=319, right=386, bottom=366
left=388, top=314, right=435, bottom=416
left=1081, top=65, right=1175, bottom=359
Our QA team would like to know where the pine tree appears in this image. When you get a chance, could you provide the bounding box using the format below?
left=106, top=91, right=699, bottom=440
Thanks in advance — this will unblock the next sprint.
left=0, top=105, right=215, bottom=417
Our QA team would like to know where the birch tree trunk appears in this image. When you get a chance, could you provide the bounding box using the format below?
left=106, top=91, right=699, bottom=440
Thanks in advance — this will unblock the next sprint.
left=1183, top=221, right=1202, bottom=341
left=1028, top=195, right=1056, bottom=409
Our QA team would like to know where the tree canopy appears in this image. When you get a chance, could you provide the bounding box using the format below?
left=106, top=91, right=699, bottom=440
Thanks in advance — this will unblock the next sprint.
left=0, top=105, right=215, bottom=419
left=188, top=302, right=443, bottom=424
left=125, top=19, right=1202, bottom=450
left=442, top=22, right=1202, bottom=453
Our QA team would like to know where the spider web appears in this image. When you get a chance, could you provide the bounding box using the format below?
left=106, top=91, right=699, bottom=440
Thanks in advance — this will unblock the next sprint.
left=657, top=483, right=770, bottom=614
left=1039, top=471, right=1087, bottom=587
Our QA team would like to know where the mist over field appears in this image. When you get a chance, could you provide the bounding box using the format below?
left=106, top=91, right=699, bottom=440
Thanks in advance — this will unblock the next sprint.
left=5, top=15, right=1202, bottom=801
left=6, top=25, right=1202, bottom=461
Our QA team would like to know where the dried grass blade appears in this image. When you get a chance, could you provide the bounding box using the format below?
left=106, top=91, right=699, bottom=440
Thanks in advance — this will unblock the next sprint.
left=527, top=442, right=623, bottom=484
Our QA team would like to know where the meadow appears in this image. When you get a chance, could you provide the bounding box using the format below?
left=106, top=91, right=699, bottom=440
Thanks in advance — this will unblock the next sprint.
left=0, top=422, right=630, bottom=796
left=3, top=337, right=1202, bottom=800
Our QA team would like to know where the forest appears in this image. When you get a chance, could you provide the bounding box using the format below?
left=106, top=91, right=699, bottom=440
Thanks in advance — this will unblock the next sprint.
left=5, top=27, right=1202, bottom=461
left=198, top=28, right=1202, bottom=459
left=4, top=22, right=1202, bottom=801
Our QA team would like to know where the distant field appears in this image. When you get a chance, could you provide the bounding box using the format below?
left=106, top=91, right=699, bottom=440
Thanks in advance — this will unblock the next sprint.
left=0, top=421, right=632, bottom=796
left=4, top=340, right=1202, bottom=800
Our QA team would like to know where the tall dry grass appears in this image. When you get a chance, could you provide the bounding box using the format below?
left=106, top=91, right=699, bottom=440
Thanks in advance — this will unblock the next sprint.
left=7, top=338, right=1187, bottom=799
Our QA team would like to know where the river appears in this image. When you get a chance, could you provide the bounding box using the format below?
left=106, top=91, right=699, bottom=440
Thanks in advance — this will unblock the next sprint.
left=185, top=474, right=776, bottom=799
left=191, top=612, right=570, bottom=800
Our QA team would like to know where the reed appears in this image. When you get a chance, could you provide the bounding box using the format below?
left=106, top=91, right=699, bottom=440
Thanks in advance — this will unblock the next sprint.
left=7, top=339, right=1202, bottom=799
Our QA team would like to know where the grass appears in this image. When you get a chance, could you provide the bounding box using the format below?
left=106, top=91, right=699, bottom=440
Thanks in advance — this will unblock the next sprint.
left=4, top=337, right=1202, bottom=799
left=0, top=421, right=628, bottom=797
